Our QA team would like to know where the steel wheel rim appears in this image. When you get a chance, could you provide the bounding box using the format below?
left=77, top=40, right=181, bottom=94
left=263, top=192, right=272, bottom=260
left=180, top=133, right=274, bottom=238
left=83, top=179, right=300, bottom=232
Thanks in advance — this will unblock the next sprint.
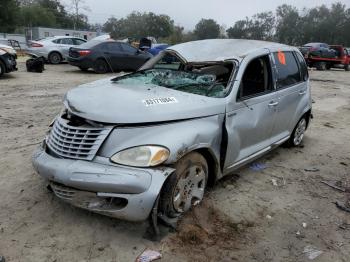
left=294, top=118, right=306, bottom=145
left=173, top=165, right=206, bottom=213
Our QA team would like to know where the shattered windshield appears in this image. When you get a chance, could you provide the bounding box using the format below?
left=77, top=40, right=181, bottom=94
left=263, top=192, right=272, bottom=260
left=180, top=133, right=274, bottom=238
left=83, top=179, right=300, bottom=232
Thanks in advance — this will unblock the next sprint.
left=112, top=68, right=231, bottom=98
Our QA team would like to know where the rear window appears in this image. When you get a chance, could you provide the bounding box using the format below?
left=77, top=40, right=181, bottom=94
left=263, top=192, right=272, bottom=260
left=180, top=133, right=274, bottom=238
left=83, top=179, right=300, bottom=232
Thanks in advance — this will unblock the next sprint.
left=273, top=51, right=301, bottom=89
left=78, top=40, right=103, bottom=49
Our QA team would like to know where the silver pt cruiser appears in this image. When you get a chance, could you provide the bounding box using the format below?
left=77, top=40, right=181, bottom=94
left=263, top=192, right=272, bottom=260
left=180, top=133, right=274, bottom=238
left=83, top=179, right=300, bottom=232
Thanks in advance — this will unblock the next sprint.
left=32, top=39, right=312, bottom=221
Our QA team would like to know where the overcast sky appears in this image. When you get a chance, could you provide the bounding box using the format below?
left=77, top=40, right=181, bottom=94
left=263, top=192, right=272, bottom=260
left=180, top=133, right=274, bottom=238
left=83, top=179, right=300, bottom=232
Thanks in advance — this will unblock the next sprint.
left=63, top=0, right=350, bottom=29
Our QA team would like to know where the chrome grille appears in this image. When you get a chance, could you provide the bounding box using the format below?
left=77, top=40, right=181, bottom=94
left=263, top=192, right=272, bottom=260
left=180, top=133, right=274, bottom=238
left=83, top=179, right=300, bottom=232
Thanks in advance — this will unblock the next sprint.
left=47, top=117, right=112, bottom=160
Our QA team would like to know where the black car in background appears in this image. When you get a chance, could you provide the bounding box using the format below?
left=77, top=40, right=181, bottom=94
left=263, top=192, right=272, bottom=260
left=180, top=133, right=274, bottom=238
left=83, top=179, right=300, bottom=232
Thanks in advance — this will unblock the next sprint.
left=68, top=41, right=153, bottom=73
left=0, top=50, right=17, bottom=77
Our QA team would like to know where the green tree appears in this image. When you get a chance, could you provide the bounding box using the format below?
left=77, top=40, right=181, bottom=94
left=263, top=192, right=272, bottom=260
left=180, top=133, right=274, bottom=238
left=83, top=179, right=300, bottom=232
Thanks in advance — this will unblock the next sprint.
left=227, top=12, right=275, bottom=41
left=275, top=5, right=300, bottom=45
left=104, top=12, right=174, bottom=40
left=20, top=3, right=57, bottom=27
left=0, top=0, right=20, bottom=33
left=194, top=19, right=220, bottom=39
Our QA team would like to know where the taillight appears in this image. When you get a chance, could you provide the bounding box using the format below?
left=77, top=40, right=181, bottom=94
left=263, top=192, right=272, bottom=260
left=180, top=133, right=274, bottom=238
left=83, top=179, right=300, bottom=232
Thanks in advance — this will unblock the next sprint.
left=78, top=50, right=91, bottom=56
left=31, top=43, right=43, bottom=48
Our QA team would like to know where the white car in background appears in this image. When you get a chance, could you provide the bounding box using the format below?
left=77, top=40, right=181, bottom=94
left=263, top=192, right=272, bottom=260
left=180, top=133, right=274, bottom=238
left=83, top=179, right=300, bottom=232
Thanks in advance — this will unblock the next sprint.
left=26, top=36, right=86, bottom=64
left=0, top=38, right=17, bottom=57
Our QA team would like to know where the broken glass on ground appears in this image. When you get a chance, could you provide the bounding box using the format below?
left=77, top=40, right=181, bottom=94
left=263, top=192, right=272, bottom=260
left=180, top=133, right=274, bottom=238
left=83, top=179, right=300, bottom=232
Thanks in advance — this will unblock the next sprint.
left=113, top=69, right=227, bottom=98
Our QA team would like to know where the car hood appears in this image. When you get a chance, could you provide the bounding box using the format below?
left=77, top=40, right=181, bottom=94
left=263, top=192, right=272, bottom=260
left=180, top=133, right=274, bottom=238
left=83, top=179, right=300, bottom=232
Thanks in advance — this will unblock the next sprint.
left=64, top=77, right=226, bottom=124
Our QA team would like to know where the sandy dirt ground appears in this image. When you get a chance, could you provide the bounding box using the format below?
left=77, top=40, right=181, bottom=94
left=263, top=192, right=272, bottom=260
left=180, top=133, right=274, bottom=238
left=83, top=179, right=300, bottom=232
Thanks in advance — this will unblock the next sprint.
left=0, top=62, right=349, bottom=262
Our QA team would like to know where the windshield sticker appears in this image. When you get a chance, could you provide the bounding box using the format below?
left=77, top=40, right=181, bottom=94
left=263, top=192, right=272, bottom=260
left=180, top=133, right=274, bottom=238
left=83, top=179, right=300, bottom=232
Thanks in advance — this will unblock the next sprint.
left=143, top=97, right=178, bottom=106
left=277, top=50, right=286, bottom=65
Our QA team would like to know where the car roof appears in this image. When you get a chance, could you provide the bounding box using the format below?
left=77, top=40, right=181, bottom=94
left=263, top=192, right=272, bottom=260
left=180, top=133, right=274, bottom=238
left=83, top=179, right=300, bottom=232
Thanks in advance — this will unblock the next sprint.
left=167, top=39, right=290, bottom=63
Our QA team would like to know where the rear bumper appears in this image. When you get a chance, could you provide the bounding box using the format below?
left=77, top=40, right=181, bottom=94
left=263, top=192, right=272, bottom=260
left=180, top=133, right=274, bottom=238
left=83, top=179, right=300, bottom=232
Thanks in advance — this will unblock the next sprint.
left=26, top=49, right=48, bottom=59
left=32, top=144, right=174, bottom=221
left=67, top=57, right=92, bottom=68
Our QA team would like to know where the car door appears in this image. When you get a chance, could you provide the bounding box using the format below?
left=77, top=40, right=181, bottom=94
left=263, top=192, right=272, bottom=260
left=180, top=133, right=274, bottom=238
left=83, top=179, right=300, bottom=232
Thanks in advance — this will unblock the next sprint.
left=224, top=53, right=278, bottom=173
left=57, top=38, right=74, bottom=58
left=269, top=51, right=309, bottom=143
left=120, top=43, right=145, bottom=70
left=100, top=42, right=124, bottom=71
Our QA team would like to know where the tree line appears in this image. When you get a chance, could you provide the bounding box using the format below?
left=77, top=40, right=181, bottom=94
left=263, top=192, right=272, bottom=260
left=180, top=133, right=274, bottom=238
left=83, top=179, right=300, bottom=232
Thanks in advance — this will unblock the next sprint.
left=1, top=0, right=350, bottom=46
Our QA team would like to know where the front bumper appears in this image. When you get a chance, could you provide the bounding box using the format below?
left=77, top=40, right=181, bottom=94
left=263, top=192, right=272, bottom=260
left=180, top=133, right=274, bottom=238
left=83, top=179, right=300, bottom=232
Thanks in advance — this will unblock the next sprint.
left=32, top=145, right=174, bottom=221
left=2, top=53, right=17, bottom=72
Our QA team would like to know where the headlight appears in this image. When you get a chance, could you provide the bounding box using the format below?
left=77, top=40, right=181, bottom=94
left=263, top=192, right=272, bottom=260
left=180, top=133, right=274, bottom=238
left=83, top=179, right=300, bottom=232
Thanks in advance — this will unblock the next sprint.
left=110, top=146, right=170, bottom=167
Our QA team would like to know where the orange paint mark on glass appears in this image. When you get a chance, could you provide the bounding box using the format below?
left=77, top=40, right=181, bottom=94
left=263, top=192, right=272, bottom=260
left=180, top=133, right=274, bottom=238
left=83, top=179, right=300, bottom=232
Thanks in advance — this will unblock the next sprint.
left=278, top=50, right=286, bottom=65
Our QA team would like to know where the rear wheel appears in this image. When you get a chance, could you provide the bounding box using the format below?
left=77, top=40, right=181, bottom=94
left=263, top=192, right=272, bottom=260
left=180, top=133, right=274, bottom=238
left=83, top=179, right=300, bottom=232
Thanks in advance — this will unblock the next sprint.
left=79, top=66, right=89, bottom=71
left=286, top=116, right=307, bottom=147
left=48, top=52, right=62, bottom=64
left=0, top=60, right=5, bottom=77
left=160, top=152, right=208, bottom=218
left=316, top=62, right=327, bottom=71
left=345, top=64, right=349, bottom=71
left=93, top=59, right=109, bottom=73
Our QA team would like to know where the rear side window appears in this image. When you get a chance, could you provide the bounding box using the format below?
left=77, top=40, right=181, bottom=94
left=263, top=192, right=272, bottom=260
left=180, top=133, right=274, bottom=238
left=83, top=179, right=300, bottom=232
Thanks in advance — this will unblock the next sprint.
left=273, top=51, right=301, bottom=89
left=100, top=42, right=122, bottom=52
left=295, top=52, right=309, bottom=81
left=73, top=38, right=86, bottom=45
left=59, top=38, right=74, bottom=45
left=121, top=43, right=137, bottom=54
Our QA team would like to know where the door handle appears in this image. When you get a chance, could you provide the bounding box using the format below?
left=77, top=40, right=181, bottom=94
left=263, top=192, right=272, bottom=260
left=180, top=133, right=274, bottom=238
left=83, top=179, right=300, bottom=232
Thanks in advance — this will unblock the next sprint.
left=268, top=101, right=279, bottom=107
left=299, top=90, right=307, bottom=95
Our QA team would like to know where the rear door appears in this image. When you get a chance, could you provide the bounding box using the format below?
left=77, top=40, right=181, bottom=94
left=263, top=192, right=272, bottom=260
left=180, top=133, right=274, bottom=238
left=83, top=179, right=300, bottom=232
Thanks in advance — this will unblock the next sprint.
left=224, top=53, right=278, bottom=172
left=269, top=51, right=309, bottom=142
left=100, top=42, right=123, bottom=71
left=57, top=38, right=75, bottom=58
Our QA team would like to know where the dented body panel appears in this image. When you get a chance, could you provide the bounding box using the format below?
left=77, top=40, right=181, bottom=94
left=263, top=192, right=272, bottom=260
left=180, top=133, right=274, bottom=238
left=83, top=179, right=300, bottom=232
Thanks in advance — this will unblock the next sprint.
left=32, top=39, right=312, bottom=221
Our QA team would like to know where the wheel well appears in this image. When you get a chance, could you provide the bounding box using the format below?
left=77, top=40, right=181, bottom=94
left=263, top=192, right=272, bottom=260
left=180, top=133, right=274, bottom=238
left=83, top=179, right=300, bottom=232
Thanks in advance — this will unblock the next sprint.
left=49, top=51, right=62, bottom=58
left=96, top=57, right=112, bottom=70
left=195, top=148, right=218, bottom=187
left=303, top=109, right=312, bottom=129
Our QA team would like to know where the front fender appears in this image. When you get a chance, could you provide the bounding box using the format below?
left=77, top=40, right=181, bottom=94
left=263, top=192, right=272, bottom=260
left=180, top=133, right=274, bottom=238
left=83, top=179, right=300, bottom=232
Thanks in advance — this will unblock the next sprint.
left=98, top=114, right=224, bottom=167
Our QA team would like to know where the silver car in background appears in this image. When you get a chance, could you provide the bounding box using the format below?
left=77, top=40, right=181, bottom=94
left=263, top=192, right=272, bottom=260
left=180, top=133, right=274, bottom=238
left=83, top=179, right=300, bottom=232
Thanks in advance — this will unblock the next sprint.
left=26, top=36, right=86, bottom=64
left=32, top=39, right=312, bottom=222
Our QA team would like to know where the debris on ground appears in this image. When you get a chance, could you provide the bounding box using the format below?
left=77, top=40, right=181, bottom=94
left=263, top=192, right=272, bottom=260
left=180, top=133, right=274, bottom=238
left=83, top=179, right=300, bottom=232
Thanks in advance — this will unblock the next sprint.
left=302, top=223, right=307, bottom=228
left=321, top=180, right=346, bottom=192
left=271, top=179, right=278, bottom=186
left=135, top=249, right=162, bottom=262
left=250, top=162, right=267, bottom=171
left=335, top=201, right=350, bottom=213
left=304, top=167, right=320, bottom=172
left=303, top=245, right=323, bottom=260
left=323, top=122, right=335, bottom=128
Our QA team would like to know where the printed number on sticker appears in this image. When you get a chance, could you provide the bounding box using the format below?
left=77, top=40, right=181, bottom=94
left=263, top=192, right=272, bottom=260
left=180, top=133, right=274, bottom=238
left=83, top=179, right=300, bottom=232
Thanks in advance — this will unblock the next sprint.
left=143, top=97, right=178, bottom=106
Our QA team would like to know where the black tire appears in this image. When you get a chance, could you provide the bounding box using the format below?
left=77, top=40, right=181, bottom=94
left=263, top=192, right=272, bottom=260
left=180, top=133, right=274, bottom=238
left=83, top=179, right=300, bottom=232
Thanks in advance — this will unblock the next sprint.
left=345, top=64, right=349, bottom=71
left=160, top=152, right=208, bottom=218
left=0, top=60, right=5, bottom=77
left=93, top=59, right=110, bottom=74
left=48, top=52, right=62, bottom=64
left=79, top=66, right=89, bottom=71
left=315, top=62, right=327, bottom=71
left=286, top=116, right=307, bottom=147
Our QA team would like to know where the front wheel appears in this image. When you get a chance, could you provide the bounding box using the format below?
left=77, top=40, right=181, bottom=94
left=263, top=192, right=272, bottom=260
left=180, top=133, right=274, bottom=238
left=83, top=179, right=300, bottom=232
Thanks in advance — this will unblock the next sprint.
left=160, top=152, right=208, bottom=218
left=287, top=117, right=307, bottom=147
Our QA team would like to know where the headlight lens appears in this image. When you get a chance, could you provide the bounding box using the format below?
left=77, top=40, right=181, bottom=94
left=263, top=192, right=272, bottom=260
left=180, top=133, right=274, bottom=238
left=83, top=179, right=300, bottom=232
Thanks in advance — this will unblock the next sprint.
left=110, top=146, right=170, bottom=167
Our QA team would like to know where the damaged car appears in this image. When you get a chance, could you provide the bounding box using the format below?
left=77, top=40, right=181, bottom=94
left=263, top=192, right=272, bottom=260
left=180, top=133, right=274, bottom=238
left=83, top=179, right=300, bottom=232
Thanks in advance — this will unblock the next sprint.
left=32, top=39, right=312, bottom=222
left=0, top=45, right=17, bottom=77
